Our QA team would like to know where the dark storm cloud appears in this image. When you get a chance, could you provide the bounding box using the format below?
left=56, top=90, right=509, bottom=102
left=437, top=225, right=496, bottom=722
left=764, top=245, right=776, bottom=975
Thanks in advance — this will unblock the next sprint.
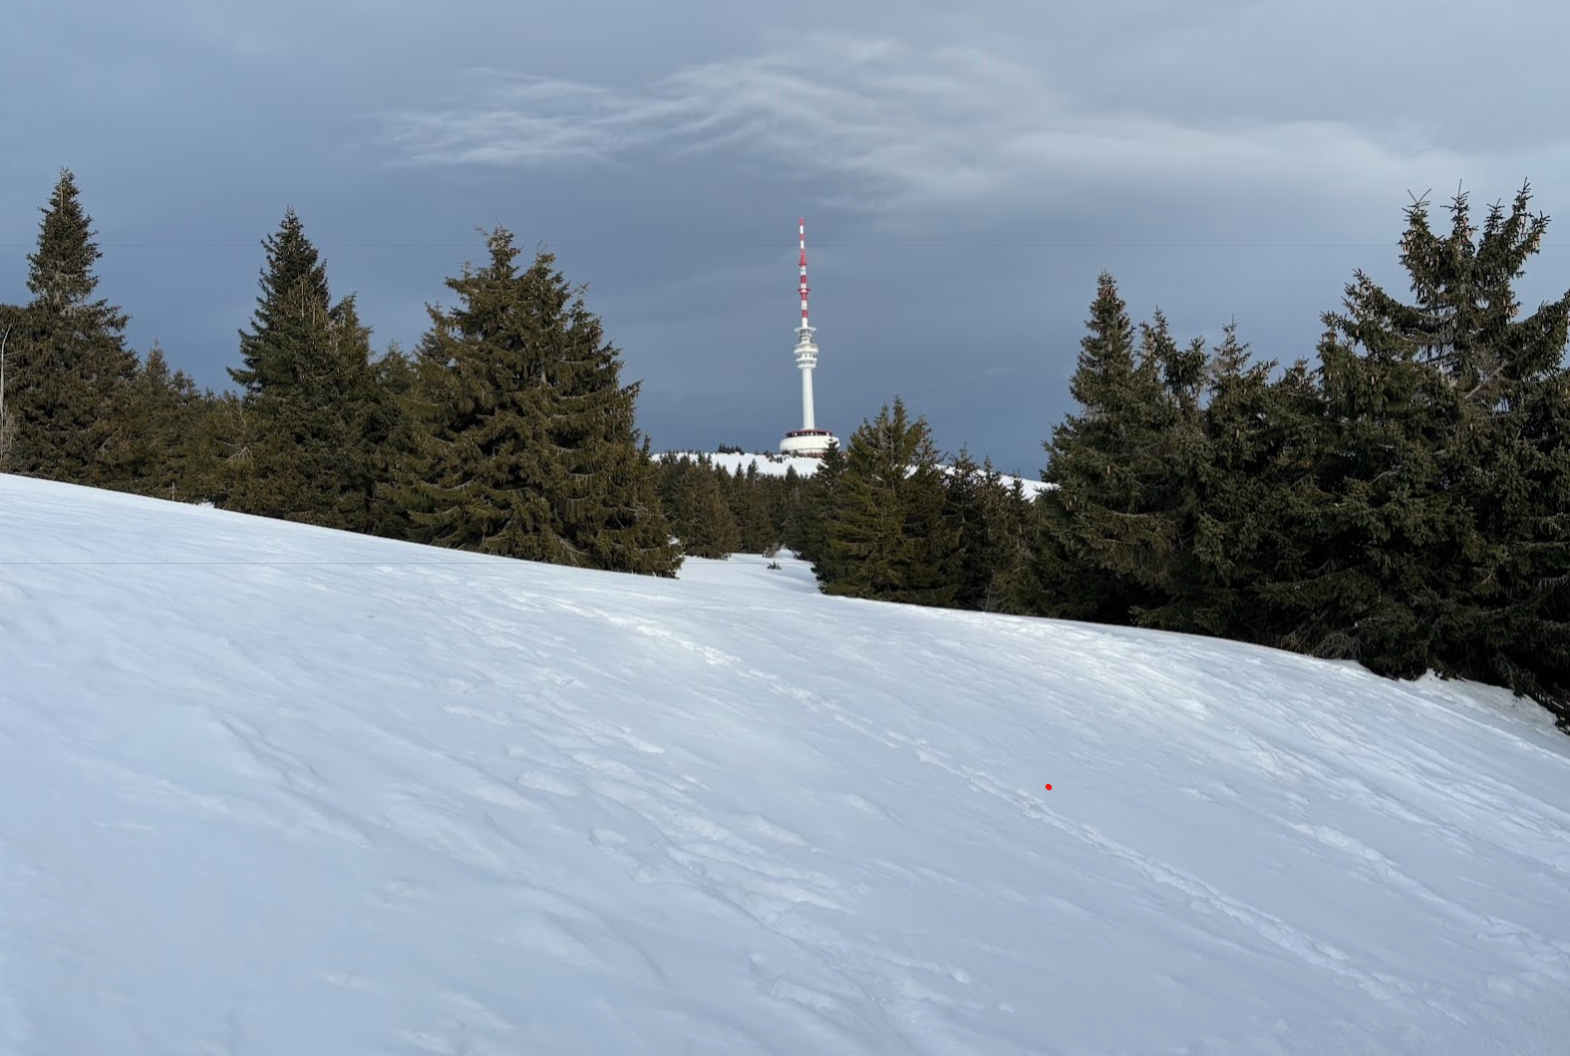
left=5, top=0, right=1570, bottom=474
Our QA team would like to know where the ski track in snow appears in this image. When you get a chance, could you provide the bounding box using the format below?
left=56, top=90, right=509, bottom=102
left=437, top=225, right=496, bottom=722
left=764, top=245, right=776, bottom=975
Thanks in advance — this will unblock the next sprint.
left=0, top=475, right=1568, bottom=1055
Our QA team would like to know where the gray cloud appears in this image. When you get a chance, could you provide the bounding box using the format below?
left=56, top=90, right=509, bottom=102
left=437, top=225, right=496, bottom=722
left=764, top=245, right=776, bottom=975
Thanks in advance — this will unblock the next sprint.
left=376, top=33, right=1479, bottom=210
left=7, top=1, right=1570, bottom=474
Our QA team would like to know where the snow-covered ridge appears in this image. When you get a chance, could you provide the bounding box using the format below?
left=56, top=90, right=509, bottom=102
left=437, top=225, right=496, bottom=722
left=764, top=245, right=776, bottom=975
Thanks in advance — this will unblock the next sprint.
left=657, top=449, right=828, bottom=479
left=659, top=450, right=1055, bottom=497
left=0, top=474, right=1566, bottom=1055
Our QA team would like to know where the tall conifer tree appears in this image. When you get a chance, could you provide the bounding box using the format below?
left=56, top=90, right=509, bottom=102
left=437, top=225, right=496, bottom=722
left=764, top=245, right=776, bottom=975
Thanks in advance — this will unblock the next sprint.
left=725, top=461, right=776, bottom=553
left=1032, top=273, right=1172, bottom=622
left=984, top=474, right=1036, bottom=614
left=400, top=229, right=679, bottom=576
left=1306, top=186, right=1570, bottom=724
left=222, top=209, right=385, bottom=531
left=1178, top=323, right=1284, bottom=637
left=785, top=443, right=845, bottom=567
left=1261, top=276, right=1464, bottom=674
left=109, top=343, right=205, bottom=499
left=359, top=343, right=418, bottom=539
left=5, top=170, right=138, bottom=485
left=230, top=207, right=331, bottom=396
left=766, top=465, right=803, bottom=543
left=944, top=449, right=1035, bottom=612
left=943, top=448, right=993, bottom=610
left=1124, top=313, right=1210, bottom=631
left=820, top=398, right=960, bottom=606
left=658, top=456, right=740, bottom=559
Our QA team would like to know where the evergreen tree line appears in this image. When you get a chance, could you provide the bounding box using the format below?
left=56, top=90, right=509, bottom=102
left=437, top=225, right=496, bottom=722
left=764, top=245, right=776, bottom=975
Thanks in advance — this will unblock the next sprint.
left=657, top=187, right=1570, bottom=732
left=1024, top=185, right=1570, bottom=733
left=1, top=171, right=679, bottom=576
left=657, top=425, right=1035, bottom=613
left=6, top=170, right=1569, bottom=731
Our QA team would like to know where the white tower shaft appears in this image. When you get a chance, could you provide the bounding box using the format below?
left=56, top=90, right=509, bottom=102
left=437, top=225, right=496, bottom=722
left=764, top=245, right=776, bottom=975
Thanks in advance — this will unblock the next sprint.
left=795, top=217, right=818, bottom=431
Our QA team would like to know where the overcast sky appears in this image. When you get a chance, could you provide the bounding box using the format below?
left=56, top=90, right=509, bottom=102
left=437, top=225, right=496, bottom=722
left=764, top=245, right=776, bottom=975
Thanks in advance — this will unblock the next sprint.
left=5, top=0, right=1569, bottom=475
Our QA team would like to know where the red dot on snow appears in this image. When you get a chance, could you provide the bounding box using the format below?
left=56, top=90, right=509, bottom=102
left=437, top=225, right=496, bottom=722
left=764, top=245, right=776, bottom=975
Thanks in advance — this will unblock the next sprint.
left=1044, top=784, right=1053, bottom=791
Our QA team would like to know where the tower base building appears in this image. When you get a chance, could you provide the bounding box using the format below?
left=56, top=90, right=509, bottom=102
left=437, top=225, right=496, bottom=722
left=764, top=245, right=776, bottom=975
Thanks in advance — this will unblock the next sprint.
left=780, top=428, right=837, bottom=457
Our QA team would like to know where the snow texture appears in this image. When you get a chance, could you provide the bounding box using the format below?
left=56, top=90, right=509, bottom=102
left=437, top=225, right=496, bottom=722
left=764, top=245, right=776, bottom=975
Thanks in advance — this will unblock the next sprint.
left=0, top=473, right=1567, bottom=1056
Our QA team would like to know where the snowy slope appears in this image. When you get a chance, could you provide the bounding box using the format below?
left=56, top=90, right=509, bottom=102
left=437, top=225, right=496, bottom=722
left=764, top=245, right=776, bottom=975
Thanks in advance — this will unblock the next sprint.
left=662, top=450, right=829, bottom=480
left=1, top=475, right=1568, bottom=1056
left=660, top=450, right=1055, bottom=498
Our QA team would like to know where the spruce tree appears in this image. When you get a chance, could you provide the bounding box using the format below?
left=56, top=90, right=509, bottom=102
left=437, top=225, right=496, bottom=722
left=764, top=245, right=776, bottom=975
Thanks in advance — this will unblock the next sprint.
left=725, top=461, right=776, bottom=553
left=229, top=207, right=331, bottom=396
left=820, top=398, right=961, bottom=606
left=1269, top=281, right=1466, bottom=674
left=698, top=462, right=744, bottom=559
left=982, top=474, right=1036, bottom=614
left=5, top=170, right=138, bottom=486
left=1124, top=313, right=1210, bottom=631
left=655, top=454, right=685, bottom=523
left=360, top=344, right=418, bottom=539
left=661, top=456, right=740, bottom=559
left=183, top=391, right=252, bottom=508
left=222, top=210, right=384, bottom=531
left=943, top=448, right=993, bottom=609
left=765, top=465, right=802, bottom=542
left=1179, top=323, right=1282, bottom=637
left=399, top=229, right=679, bottom=576
left=1312, top=185, right=1570, bottom=726
left=108, top=343, right=205, bottom=499
left=943, top=451, right=1036, bottom=613
left=1031, top=274, right=1174, bottom=623
left=784, top=444, right=844, bottom=565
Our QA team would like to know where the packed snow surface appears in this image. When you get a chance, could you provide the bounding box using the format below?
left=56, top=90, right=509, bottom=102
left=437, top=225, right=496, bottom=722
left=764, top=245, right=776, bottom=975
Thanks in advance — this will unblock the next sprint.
left=1, top=475, right=1568, bottom=1056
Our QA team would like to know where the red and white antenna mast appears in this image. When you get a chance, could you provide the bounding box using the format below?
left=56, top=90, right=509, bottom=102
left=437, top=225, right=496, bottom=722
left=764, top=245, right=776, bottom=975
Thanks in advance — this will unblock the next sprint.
left=797, top=216, right=812, bottom=335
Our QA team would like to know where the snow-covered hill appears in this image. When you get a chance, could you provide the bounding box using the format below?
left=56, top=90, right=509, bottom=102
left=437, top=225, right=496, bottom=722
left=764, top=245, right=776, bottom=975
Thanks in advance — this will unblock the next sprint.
left=661, top=450, right=829, bottom=480
left=660, top=450, right=1055, bottom=498
left=1, top=474, right=1567, bottom=1056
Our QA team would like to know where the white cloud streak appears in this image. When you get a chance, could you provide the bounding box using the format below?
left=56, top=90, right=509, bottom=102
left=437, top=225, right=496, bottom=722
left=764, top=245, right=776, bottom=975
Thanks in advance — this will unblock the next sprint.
left=375, top=34, right=1468, bottom=207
